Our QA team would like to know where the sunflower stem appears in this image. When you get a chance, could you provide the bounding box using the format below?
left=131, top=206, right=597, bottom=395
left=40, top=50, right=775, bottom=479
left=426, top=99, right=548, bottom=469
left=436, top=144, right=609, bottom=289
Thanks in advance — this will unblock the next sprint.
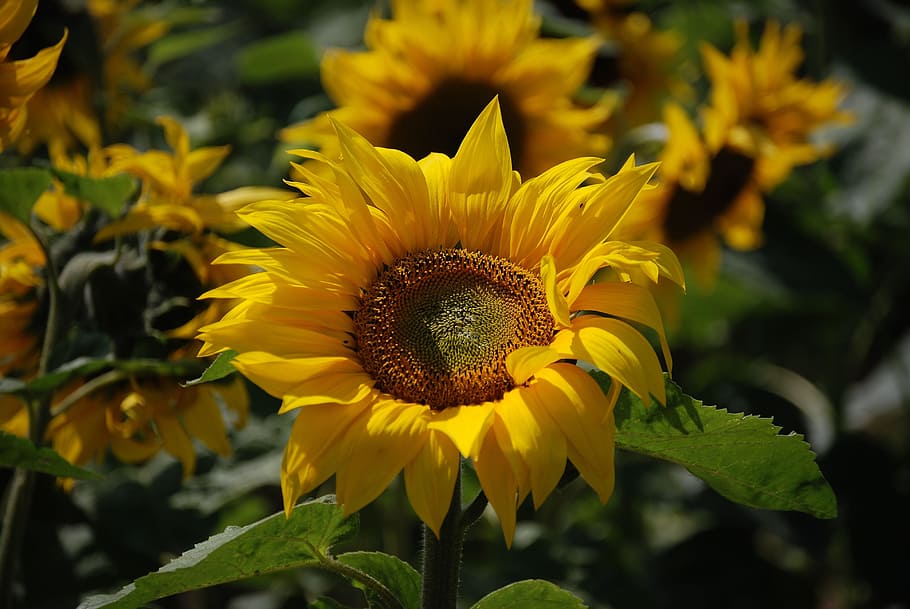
left=420, top=469, right=463, bottom=609
left=0, top=221, right=63, bottom=609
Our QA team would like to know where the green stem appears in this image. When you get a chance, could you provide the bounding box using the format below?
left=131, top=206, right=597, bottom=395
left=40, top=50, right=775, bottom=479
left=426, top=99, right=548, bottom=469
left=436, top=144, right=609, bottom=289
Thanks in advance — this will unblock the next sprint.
left=421, top=469, right=463, bottom=609
left=459, top=488, right=488, bottom=534
left=317, top=555, right=405, bottom=609
left=0, top=222, right=64, bottom=609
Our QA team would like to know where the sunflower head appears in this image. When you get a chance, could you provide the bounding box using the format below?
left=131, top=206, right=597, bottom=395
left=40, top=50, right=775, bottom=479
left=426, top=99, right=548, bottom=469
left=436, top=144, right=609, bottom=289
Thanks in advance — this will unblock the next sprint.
left=200, top=98, right=682, bottom=543
left=281, top=0, right=611, bottom=178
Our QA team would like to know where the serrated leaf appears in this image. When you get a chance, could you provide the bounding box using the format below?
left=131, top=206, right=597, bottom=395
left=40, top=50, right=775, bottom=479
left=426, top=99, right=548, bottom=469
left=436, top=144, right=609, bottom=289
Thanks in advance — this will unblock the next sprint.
left=183, top=350, right=237, bottom=386
left=0, top=431, right=102, bottom=480
left=236, top=31, right=320, bottom=85
left=0, top=168, right=52, bottom=224
left=51, top=169, right=136, bottom=216
left=77, top=497, right=358, bottom=609
left=470, top=580, right=587, bottom=609
left=605, top=373, right=837, bottom=519
left=337, top=551, right=420, bottom=609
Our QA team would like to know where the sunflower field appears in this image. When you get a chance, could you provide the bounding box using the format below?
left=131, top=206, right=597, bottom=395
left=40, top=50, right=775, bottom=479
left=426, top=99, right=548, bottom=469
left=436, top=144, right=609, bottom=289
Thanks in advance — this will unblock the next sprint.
left=1, top=0, right=908, bottom=608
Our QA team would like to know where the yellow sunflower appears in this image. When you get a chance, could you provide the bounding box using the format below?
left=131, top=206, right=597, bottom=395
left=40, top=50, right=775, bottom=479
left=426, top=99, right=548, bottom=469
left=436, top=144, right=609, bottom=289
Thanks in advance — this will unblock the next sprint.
left=0, top=0, right=66, bottom=151
left=97, top=116, right=292, bottom=240
left=701, top=20, right=850, bottom=189
left=580, top=1, right=690, bottom=127
left=280, top=0, right=611, bottom=178
left=0, top=212, right=45, bottom=376
left=199, top=99, right=682, bottom=543
left=15, top=0, right=168, bottom=160
left=46, top=367, right=249, bottom=490
left=618, top=20, right=849, bottom=285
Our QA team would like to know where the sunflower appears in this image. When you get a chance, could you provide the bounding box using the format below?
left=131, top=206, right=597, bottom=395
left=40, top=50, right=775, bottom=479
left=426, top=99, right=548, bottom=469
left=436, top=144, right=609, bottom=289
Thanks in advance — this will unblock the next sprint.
left=14, top=0, right=168, bottom=160
left=280, top=0, right=611, bottom=178
left=579, top=1, right=690, bottom=127
left=0, top=212, right=45, bottom=376
left=0, top=0, right=66, bottom=151
left=199, top=99, right=682, bottom=543
left=618, top=20, right=849, bottom=285
left=46, top=367, right=249, bottom=490
left=97, top=116, right=292, bottom=240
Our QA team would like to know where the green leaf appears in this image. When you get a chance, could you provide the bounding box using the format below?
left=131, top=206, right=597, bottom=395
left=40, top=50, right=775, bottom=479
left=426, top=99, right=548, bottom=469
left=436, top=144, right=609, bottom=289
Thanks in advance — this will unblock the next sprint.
left=470, top=580, right=587, bottom=609
left=236, top=31, right=320, bottom=85
left=147, top=22, right=242, bottom=69
left=0, top=168, right=52, bottom=224
left=337, top=551, right=420, bottom=609
left=312, top=598, right=357, bottom=609
left=607, top=374, right=837, bottom=519
left=183, top=350, right=237, bottom=386
left=76, top=496, right=359, bottom=609
left=0, top=431, right=102, bottom=480
left=50, top=169, right=136, bottom=216
left=22, top=357, right=206, bottom=397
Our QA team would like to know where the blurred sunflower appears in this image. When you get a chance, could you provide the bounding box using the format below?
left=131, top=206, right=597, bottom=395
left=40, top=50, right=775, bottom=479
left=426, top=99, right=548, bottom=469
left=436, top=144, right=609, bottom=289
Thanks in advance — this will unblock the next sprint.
left=619, top=20, right=849, bottom=284
left=13, top=0, right=168, bottom=160
left=0, top=0, right=66, bottom=151
left=0, top=213, right=45, bottom=378
left=97, top=116, right=290, bottom=239
left=46, top=360, right=249, bottom=490
left=580, top=1, right=691, bottom=126
left=281, top=0, right=612, bottom=178
left=199, top=99, right=683, bottom=543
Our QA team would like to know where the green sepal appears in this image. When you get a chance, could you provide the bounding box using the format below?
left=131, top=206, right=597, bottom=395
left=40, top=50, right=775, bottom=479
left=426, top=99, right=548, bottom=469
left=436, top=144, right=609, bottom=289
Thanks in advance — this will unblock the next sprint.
left=183, top=350, right=238, bottom=386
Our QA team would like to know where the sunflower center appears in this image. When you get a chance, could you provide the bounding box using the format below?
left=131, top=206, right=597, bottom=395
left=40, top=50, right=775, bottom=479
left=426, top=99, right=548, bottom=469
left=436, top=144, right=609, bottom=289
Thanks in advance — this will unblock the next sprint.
left=662, top=146, right=755, bottom=243
left=354, top=249, right=553, bottom=410
left=385, top=79, right=526, bottom=170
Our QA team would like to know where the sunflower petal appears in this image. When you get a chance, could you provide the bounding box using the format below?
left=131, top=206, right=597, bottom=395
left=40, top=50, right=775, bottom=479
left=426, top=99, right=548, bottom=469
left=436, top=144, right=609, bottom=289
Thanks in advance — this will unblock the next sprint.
left=428, top=402, right=496, bottom=458
left=404, top=430, right=460, bottom=537
left=335, top=401, right=428, bottom=514
left=497, top=387, right=567, bottom=509
left=533, top=365, right=615, bottom=502
left=281, top=402, right=370, bottom=515
left=551, top=317, right=666, bottom=405
left=474, top=431, right=519, bottom=547
left=540, top=254, right=571, bottom=328
left=449, top=97, right=513, bottom=252
left=506, top=345, right=562, bottom=385
left=572, top=281, right=673, bottom=372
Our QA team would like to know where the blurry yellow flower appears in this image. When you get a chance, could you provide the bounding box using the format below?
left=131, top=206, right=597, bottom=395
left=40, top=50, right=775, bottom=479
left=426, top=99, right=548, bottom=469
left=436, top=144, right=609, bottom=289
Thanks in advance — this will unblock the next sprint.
left=0, top=213, right=44, bottom=376
left=47, top=370, right=249, bottom=490
left=199, top=99, right=682, bottom=543
left=15, top=0, right=168, bottom=159
left=97, top=116, right=292, bottom=240
left=583, top=4, right=690, bottom=126
left=0, top=0, right=66, bottom=151
left=619, top=21, right=849, bottom=285
left=87, top=0, right=170, bottom=129
left=701, top=21, right=850, bottom=190
left=281, top=0, right=611, bottom=178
